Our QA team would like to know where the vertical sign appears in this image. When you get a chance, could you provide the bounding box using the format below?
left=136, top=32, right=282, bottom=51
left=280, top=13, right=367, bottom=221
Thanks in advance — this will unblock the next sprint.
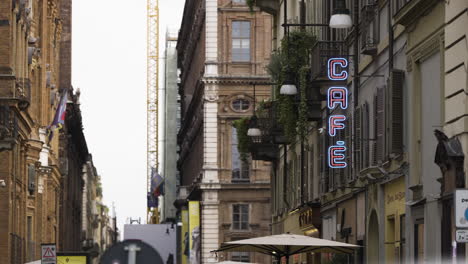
left=181, top=209, right=189, bottom=264
left=327, top=58, right=349, bottom=169
left=455, top=190, right=468, bottom=228
left=189, top=201, right=200, bottom=264
left=41, top=243, right=56, bottom=264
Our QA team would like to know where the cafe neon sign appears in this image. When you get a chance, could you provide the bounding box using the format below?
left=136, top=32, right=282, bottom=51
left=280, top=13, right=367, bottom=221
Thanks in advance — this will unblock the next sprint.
left=327, top=58, right=348, bottom=169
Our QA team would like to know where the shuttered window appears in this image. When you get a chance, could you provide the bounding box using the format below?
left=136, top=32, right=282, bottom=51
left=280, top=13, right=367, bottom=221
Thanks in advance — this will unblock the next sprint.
left=28, top=164, right=35, bottom=194
left=362, top=103, right=370, bottom=168
left=345, top=116, right=352, bottom=182
left=354, top=107, right=362, bottom=176
left=376, top=87, right=385, bottom=163
left=389, top=70, right=405, bottom=154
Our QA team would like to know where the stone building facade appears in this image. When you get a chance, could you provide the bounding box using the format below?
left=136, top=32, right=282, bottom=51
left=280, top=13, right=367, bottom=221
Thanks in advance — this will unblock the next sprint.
left=0, top=0, right=110, bottom=263
left=247, top=0, right=468, bottom=263
left=176, top=0, right=273, bottom=263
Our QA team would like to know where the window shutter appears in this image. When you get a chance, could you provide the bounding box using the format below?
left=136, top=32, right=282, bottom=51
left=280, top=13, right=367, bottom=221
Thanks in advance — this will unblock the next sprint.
left=338, top=125, right=345, bottom=186
left=28, top=164, right=35, bottom=194
left=345, top=117, right=351, bottom=182
left=363, top=102, right=370, bottom=168
left=376, top=87, right=385, bottom=163
left=354, top=107, right=362, bottom=176
left=373, top=94, right=378, bottom=165
left=389, top=70, right=405, bottom=154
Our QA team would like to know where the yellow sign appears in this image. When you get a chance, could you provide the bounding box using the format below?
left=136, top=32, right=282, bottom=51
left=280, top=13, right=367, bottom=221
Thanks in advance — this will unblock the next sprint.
left=181, top=209, right=189, bottom=264
left=57, top=255, right=87, bottom=264
left=189, top=201, right=200, bottom=264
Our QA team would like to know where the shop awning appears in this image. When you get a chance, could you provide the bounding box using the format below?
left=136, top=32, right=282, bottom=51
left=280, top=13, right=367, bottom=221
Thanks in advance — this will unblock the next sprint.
left=213, top=233, right=360, bottom=262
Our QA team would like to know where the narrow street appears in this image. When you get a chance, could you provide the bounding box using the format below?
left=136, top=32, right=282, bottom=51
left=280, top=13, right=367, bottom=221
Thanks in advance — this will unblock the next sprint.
left=1, top=0, right=468, bottom=264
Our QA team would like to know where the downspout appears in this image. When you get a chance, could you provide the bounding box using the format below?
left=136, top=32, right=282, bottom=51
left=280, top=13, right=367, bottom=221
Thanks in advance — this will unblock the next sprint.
left=388, top=0, right=394, bottom=74
left=353, top=0, right=360, bottom=108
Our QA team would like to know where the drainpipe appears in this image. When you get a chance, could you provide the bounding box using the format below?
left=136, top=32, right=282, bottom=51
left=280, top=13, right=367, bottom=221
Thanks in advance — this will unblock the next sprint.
left=388, top=0, right=394, bottom=74
left=353, top=0, right=360, bottom=108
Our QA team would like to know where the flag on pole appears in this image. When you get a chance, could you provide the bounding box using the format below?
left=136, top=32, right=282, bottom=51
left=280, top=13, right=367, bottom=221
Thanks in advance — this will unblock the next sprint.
left=147, top=192, right=158, bottom=208
left=48, top=91, right=68, bottom=141
left=150, top=168, right=164, bottom=197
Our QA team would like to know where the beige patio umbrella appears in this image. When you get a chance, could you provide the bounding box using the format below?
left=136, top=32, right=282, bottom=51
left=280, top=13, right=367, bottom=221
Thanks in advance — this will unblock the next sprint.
left=213, top=233, right=360, bottom=264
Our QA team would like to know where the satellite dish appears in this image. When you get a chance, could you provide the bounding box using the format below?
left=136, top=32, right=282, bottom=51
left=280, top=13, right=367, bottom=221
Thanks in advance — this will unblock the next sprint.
left=100, top=239, right=164, bottom=264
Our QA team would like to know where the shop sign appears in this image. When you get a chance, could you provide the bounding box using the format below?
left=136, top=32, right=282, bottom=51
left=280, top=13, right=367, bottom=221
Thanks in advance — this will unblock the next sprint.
left=299, top=209, right=314, bottom=228
left=455, top=190, right=468, bottom=228
left=456, top=230, right=468, bottom=243
left=327, top=58, right=349, bottom=169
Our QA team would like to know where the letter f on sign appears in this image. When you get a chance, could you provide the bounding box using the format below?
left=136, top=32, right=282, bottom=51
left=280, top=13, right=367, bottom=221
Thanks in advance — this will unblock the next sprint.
left=328, top=115, right=346, bottom=137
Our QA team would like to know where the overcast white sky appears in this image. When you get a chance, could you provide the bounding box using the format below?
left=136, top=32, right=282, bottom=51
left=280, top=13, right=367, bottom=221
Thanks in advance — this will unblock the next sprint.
left=73, top=0, right=185, bottom=231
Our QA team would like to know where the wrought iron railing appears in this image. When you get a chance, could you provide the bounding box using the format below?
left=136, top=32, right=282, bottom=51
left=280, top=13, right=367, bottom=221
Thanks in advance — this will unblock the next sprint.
left=310, top=41, right=348, bottom=81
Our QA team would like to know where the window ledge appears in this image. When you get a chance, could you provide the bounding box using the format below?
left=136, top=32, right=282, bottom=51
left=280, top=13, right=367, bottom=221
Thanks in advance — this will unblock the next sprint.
left=393, top=0, right=439, bottom=27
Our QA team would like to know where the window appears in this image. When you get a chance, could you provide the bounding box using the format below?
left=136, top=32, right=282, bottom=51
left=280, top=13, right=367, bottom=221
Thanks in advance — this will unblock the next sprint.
left=231, top=98, right=251, bottom=112
left=232, top=21, right=251, bottom=62
left=232, top=204, right=249, bottom=230
left=231, top=127, right=250, bottom=182
left=232, top=0, right=246, bottom=4
left=232, top=252, right=250, bottom=262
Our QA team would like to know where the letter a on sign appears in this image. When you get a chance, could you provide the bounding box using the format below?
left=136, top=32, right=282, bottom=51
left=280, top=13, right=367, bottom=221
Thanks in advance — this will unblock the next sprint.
left=41, top=243, right=56, bottom=264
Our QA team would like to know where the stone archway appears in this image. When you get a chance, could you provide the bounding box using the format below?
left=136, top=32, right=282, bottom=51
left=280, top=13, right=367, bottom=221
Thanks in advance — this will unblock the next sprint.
left=367, top=210, right=379, bottom=263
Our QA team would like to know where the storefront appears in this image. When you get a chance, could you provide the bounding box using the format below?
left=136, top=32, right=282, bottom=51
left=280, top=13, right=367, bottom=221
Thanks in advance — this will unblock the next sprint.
left=384, top=177, right=406, bottom=263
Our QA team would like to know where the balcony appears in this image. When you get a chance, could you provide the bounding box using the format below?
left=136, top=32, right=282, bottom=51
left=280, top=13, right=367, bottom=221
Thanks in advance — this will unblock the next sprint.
left=15, top=78, right=31, bottom=110
left=310, top=41, right=348, bottom=81
left=393, top=0, right=439, bottom=27
left=248, top=101, right=285, bottom=161
left=0, top=105, right=18, bottom=151
left=253, top=0, right=279, bottom=15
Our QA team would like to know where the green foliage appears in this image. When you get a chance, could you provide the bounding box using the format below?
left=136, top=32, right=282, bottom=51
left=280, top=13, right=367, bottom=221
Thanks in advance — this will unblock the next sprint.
left=266, top=30, right=317, bottom=144
left=246, top=0, right=255, bottom=11
left=233, top=117, right=251, bottom=161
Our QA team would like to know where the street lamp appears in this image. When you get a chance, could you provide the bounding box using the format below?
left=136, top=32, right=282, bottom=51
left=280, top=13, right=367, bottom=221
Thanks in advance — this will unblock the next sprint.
left=247, top=84, right=262, bottom=137
left=329, top=0, right=353, bottom=29
left=280, top=79, right=297, bottom=95
left=247, top=115, right=261, bottom=137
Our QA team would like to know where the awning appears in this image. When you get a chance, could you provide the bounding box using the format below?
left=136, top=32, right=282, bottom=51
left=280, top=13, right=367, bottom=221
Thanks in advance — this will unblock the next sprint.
left=214, top=233, right=360, bottom=260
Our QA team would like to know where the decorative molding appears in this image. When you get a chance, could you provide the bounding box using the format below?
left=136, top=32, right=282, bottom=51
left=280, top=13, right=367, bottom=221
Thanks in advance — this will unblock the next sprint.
left=408, top=32, right=444, bottom=66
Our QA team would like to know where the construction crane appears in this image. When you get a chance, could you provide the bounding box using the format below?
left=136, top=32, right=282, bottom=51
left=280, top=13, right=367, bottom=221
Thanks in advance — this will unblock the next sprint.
left=147, top=0, right=159, bottom=224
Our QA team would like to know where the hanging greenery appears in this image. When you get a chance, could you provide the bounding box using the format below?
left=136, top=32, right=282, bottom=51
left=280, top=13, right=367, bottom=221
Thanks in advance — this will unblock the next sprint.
left=298, top=66, right=309, bottom=141
left=266, top=30, right=317, bottom=145
left=233, top=117, right=251, bottom=161
left=246, top=0, right=255, bottom=11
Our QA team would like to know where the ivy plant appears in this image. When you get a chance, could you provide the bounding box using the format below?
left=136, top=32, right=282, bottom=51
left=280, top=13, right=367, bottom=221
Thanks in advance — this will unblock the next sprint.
left=233, top=117, right=251, bottom=161
left=266, top=30, right=317, bottom=145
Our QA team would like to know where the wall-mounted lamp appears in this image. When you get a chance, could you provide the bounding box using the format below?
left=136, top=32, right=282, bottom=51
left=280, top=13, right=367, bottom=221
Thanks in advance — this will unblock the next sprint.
left=329, top=0, right=352, bottom=29
left=247, top=115, right=262, bottom=137
left=0, top=180, right=6, bottom=188
left=247, top=84, right=262, bottom=137
left=280, top=79, right=297, bottom=95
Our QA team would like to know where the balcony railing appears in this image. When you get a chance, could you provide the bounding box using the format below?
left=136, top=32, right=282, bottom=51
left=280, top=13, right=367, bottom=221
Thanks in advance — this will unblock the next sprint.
left=248, top=101, right=286, bottom=161
left=310, top=41, right=348, bottom=81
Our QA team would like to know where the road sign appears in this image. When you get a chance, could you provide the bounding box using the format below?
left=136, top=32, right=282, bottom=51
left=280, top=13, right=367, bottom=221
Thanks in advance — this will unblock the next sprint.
left=100, top=239, right=164, bottom=264
left=455, top=190, right=468, bottom=228
left=456, top=230, right=468, bottom=243
left=41, top=244, right=56, bottom=264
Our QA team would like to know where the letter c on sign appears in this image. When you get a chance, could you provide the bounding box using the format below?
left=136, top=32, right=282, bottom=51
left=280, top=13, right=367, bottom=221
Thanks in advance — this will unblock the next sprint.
left=328, top=58, right=348, bottom=80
